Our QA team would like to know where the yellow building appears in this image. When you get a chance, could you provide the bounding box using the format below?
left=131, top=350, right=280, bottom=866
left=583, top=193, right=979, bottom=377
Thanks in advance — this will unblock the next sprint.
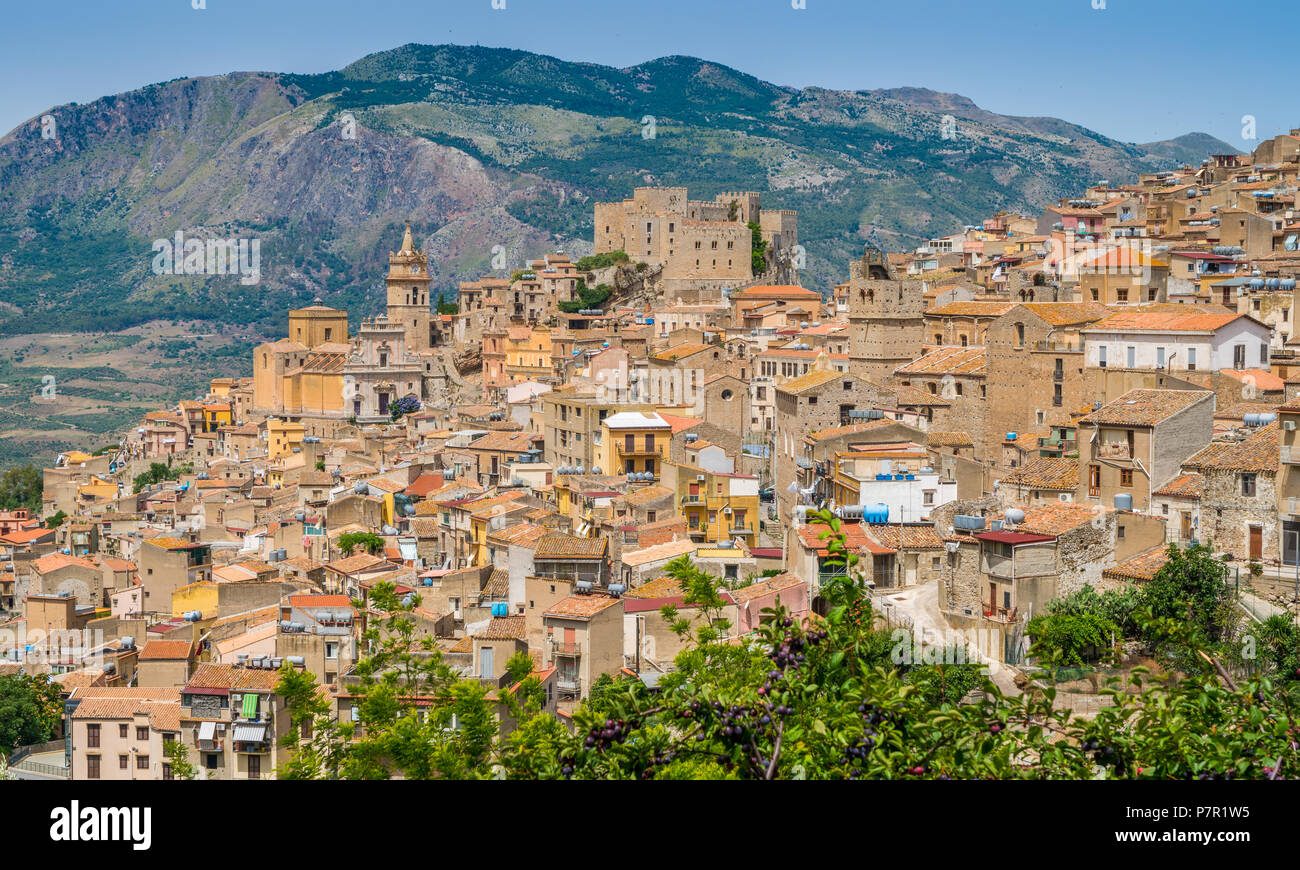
left=266, top=419, right=306, bottom=461
left=201, top=402, right=233, bottom=433
left=253, top=303, right=350, bottom=415
left=208, top=378, right=237, bottom=397
left=504, top=324, right=554, bottom=384
left=289, top=303, right=349, bottom=350
left=661, top=461, right=760, bottom=544
left=595, top=411, right=672, bottom=478
left=171, top=580, right=219, bottom=619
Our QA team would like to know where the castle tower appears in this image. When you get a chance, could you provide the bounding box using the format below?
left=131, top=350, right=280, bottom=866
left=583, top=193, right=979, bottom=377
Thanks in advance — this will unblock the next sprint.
left=846, top=239, right=926, bottom=383
left=386, top=223, right=433, bottom=353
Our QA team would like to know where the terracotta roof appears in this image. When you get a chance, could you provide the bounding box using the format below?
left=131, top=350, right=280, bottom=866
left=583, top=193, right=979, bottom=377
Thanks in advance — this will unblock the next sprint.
left=543, top=595, right=622, bottom=620
left=1103, top=548, right=1171, bottom=583
left=534, top=533, right=607, bottom=559
left=184, top=663, right=282, bottom=692
left=925, top=301, right=1015, bottom=317
left=895, top=346, right=987, bottom=377
left=1186, top=423, right=1277, bottom=473
left=1017, top=302, right=1111, bottom=326
left=288, top=594, right=353, bottom=609
left=1079, top=389, right=1213, bottom=426
left=729, top=573, right=806, bottom=605
left=1084, top=309, right=1248, bottom=333
left=138, top=640, right=194, bottom=661
left=1011, top=502, right=1102, bottom=536
left=797, top=521, right=895, bottom=557
left=1001, top=457, right=1080, bottom=491
left=867, top=525, right=946, bottom=551
left=1222, top=369, right=1285, bottom=392
left=70, top=693, right=182, bottom=726
left=477, top=615, right=527, bottom=640
left=1154, top=472, right=1204, bottom=499
left=807, top=420, right=898, bottom=441
left=927, top=430, right=975, bottom=447
left=621, top=538, right=698, bottom=567
left=487, top=522, right=549, bottom=548
left=624, top=575, right=685, bottom=599
left=776, top=369, right=848, bottom=395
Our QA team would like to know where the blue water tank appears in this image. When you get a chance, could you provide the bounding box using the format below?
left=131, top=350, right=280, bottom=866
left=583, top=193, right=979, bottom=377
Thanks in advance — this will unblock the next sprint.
left=863, top=503, right=890, bottom=524
left=1006, top=432, right=1017, bottom=441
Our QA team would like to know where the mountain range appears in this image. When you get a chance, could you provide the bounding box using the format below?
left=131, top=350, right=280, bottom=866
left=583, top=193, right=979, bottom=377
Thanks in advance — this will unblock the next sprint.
left=0, top=43, right=1236, bottom=337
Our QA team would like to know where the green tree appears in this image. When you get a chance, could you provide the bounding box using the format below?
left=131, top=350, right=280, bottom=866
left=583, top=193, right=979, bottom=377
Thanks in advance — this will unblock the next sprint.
left=0, top=464, right=41, bottom=513
left=44, top=510, right=68, bottom=529
left=0, top=674, right=63, bottom=756
left=337, top=531, right=385, bottom=556
left=748, top=221, right=768, bottom=275
left=163, top=738, right=199, bottom=780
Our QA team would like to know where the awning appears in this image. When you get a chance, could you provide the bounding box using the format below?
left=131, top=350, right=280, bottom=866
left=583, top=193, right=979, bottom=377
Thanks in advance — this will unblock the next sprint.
left=241, top=692, right=260, bottom=719
left=233, top=723, right=267, bottom=743
left=197, top=721, right=216, bottom=745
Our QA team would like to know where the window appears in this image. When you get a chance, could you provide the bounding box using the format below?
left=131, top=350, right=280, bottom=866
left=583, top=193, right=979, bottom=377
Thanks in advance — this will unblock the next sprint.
left=119, top=724, right=128, bottom=739
left=1117, top=525, right=1126, bottom=539
left=1156, top=347, right=1165, bottom=368
left=87, top=724, right=100, bottom=748
left=162, top=764, right=174, bottom=781
left=1187, top=347, right=1197, bottom=370
left=1015, top=323, right=1025, bottom=347
left=137, top=754, right=149, bottom=771
left=87, top=756, right=100, bottom=779
left=1120, top=469, right=1134, bottom=487
left=923, top=490, right=935, bottom=506
left=1098, top=346, right=1107, bottom=368
left=248, top=755, right=261, bottom=779
left=137, top=726, right=148, bottom=741
left=119, top=754, right=129, bottom=770
left=1126, top=346, right=1136, bottom=368
left=1234, top=344, right=1246, bottom=369
left=1241, top=473, right=1257, bottom=497
left=1262, top=343, right=1270, bottom=365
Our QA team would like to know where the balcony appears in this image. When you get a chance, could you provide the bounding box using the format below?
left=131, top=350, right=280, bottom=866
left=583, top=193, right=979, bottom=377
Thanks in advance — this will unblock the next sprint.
left=729, top=526, right=755, bottom=536
left=1095, top=442, right=1133, bottom=460
left=681, top=494, right=704, bottom=505
left=552, top=641, right=581, bottom=657
left=1285, top=498, right=1300, bottom=519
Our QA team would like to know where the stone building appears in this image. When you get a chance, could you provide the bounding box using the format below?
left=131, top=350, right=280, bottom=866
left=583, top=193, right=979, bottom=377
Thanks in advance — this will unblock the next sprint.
left=1076, top=389, right=1216, bottom=514
left=592, top=187, right=797, bottom=301
left=1185, top=423, right=1278, bottom=563
left=846, top=246, right=927, bottom=383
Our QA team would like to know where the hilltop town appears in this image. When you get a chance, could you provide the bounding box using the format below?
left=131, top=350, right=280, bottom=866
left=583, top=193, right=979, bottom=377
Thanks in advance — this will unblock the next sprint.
left=5, top=126, right=1300, bottom=781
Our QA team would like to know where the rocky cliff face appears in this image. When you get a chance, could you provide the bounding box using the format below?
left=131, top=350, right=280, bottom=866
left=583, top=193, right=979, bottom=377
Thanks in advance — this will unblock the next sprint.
left=0, top=44, right=1235, bottom=336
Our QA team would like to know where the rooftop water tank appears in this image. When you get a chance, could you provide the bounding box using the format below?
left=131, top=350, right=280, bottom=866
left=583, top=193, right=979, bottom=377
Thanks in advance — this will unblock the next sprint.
left=1005, top=508, right=1025, bottom=525
left=1114, top=493, right=1133, bottom=511
left=863, top=503, right=890, bottom=524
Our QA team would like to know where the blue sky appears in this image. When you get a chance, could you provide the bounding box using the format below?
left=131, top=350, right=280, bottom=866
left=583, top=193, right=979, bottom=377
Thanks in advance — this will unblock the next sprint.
left=1, top=0, right=1295, bottom=146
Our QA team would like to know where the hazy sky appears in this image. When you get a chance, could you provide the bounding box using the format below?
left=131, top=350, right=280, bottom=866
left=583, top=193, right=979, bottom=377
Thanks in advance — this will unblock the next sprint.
left=1, top=0, right=1295, bottom=146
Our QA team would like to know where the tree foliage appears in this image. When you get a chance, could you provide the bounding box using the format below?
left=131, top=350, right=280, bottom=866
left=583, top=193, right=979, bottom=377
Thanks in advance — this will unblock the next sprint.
left=337, top=531, right=385, bottom=556
left=0, top=674, right=63, bottom=757
left=271, top=518, right=1300, bottom=780
left=0, top=464, right=42, bottom=513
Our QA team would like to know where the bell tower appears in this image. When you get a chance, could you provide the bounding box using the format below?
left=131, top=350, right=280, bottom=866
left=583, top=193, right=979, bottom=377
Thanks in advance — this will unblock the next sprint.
left=386, top=223, right=433, bottom=353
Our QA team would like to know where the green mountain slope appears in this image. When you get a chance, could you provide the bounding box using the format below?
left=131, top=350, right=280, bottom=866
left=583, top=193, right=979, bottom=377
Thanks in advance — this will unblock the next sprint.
left=0, top=43, right=1237, bottom=337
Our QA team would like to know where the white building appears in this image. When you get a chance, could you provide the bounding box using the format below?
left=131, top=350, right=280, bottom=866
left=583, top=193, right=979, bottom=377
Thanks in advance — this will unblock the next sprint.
left=1081, top=310, right=1272, bottom=372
